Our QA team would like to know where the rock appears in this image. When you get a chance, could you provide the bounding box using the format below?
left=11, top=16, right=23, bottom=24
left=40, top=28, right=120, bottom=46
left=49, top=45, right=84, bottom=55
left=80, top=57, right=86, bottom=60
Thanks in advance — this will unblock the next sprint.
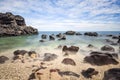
left=0, top=12, right=38, bottom=37
left=57, top=45, right=63, bottom=49
left=62, top=45, right=79, bottom=53
left=62, top=58, right=76, bottom=66
left=39, top=39, right=45, bottom=42
left=84, top=51, right=119, bottom=66
left=76, top=32, right=82, bottom=35
left=112, top=36, right=119, bottom=39
left=58, top=36, right=66, bottom=40
left=101, top=45, right=115, bottom=52
left=13, top=50, right=28, bottom=56
left=0, top=56, right=9, bottom=64
left=41, top=34, right=47, bottom=39
left=49, top=35, right=55, bottom=40
left=43, top=53, right=58, bottom=61
left=65, top=31, right=76, bottom=35
left=117, top=36, right=120, bottom=43
left=103, top=68, right=120, bottom=80
left=81, top=68, right=98, bottom=78
left=106, top=34, right=113, bottom=37
left=58, top=71, right=80, bottom=78
left=28, top=51, right=37, bottom=58
left=84, top=32, right=98, bottom=37
left=56, top=33, right=63, bottom=38
left=105, top=39, right=113, bottom=43
left=87, top=44, right=94, bottom=48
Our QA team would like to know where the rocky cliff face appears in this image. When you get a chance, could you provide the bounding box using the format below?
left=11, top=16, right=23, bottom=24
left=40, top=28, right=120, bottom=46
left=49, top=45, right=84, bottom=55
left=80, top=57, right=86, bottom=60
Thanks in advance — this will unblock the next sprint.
left=0, top=12, right=38, bottom=37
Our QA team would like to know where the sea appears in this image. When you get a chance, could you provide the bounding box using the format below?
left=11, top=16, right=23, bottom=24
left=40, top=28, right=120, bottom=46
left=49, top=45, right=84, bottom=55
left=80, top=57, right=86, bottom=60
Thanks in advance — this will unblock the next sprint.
left=0, top=31, right=120, bottom=54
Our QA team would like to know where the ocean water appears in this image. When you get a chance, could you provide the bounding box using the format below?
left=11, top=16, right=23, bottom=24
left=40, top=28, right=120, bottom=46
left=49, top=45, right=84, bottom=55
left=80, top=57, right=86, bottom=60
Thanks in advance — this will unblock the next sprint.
left=0, top=31, right=120, bottom=53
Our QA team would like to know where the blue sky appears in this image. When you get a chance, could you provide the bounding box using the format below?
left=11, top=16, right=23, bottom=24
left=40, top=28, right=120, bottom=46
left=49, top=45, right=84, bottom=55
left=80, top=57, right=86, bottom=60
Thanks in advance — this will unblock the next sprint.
left=0, top=0, right=120, bottom=31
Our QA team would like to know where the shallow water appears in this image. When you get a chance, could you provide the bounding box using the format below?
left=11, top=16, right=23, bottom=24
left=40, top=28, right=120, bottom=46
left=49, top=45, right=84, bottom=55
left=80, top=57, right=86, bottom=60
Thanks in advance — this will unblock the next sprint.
left=0, top=31, right=120, bottom=54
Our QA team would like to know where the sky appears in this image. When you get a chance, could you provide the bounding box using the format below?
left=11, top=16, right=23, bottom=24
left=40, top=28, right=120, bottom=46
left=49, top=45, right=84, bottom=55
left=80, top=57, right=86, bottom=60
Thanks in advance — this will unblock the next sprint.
left=0, top=0, right=120, bottom=31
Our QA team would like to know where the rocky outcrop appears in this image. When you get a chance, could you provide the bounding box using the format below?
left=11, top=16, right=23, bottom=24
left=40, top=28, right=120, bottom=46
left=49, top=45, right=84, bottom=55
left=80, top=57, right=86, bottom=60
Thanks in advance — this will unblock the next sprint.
left=84, top=51, right=119, bottom=66
left=84, top=32, right=98, bottom=37
left=112, top=36, right=119, bottom=39
left=49, top=35, right=55, bottom=40
left=76, top=32, right=82, bottom=35
left=0, top=56, right=9, bottom=64
left=62, top=58, right=76, bottom=66
left=81, top=68, right=98, bottom=78
left=43, top=53, right=58, bottom=61
left=101, top=45, right=115, bottom=52
left=28, top=51, right=37, bottom=58
left=58, top=36, right=66, bottom=40
left=103, top=68, right=120, bottom=80
left=0, top=12, right=38, bottom=37
left=65, top=31, right=76, bottom=35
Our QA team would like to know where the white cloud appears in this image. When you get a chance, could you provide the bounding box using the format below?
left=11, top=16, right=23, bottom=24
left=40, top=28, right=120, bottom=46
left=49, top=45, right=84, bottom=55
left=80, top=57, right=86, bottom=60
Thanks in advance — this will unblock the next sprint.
left=0, top=0, right=120, bottom=31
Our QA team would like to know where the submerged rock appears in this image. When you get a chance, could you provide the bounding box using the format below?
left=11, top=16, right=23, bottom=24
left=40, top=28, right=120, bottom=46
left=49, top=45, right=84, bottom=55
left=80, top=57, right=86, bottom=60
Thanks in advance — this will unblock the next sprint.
left=84, top=51, right=119, bottom=66
left=0, top=56, right=9, bottom=64
left=43, top=53, right=58, bottom=61
left=62, top=58, right=76, bottom=66
left=103, top=68, right=120, bottom=80
left=0, top=12, right=38, bottom=37
left=41, top=34, right=47, bottom=39
left=81, top=68, right=98, bottom=78
left=65, top=31, right=76, bottom=35
left=76, top=32, right=82, bottom=35
left=49, top=35, right=55, bottom=40
left=39, top=39, right=45, bottom=42
left=101, top=45, right=115, bottom=52
left=87, top=44, right=94, bottom=48
left=58, top=36, right=66, bottom=40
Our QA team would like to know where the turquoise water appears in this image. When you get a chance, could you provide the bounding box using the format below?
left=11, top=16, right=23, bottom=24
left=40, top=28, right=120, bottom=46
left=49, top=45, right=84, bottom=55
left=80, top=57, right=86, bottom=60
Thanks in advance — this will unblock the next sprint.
left=0, top=31, right=120, bottom=53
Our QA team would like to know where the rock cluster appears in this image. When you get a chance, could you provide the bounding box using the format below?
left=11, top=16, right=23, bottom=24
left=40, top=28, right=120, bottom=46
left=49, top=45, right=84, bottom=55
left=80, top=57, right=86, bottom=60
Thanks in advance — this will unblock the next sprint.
left=0, top=12, right=38, bottom=37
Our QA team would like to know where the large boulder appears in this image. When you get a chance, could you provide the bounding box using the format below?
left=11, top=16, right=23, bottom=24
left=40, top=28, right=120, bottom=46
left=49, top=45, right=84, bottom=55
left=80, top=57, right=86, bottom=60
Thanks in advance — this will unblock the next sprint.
left=103, top=68, right=120, bottom=80
left=81, top=68, right=98, bottom=78
left=84, top=51, right=119, bottom=66
left=43, top=53, right=58, bottom=61
left=84, top=32, right=98, bottom=37
left=0, top=12, right=38, bottom=37
left=65, top=31, right=76, bottom=35
left=0, top=56, right=9, bottom=64
left=62, top=58, right=76, bottom=66
left=49, top=35, right=55, bottom=40
left=101, top=45, right=115, bottom=52
left=62, top=45, right=79, bottom=53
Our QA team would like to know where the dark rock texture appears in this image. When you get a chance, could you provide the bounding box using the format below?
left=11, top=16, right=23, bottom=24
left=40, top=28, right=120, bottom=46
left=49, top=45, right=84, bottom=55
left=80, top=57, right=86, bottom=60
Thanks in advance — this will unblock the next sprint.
left=101, top=45, right=115, bottom=52
left=62, top=58, right=76, bottom=66
left=81, top=68, right=98, bottom=78
left=84, top=32, right=98, bottom=37
left=0, top=12, right=38, bottom=37
left=41, top=34, right=47, bottom=39
left=84, top=51, right=119, bottom=66
left=0, top=56, right=9, bottom=64
left=65, top=31, right=76, bottom=35
left=103, top=68, right=120, bottom=80
left=43, top=53, right=58, bottom=61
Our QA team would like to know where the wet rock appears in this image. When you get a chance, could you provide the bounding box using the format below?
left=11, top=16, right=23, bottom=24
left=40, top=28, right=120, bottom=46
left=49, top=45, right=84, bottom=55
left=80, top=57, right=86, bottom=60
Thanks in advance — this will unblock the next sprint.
left=28, top=51, right=37, bottom=58
left=84, top=51, right=119, bottom=66
left=103, top=68, right=120, bottom=80
left=58, top=71, right=80, bottom=78
left=101, top=45, right=115, bottom=52
left=58, top=36, right=66, bottom=40
left=0, top=12, right=38, bottom=37
left=84, top=32, right=98, bottom=37
left=43, top=53, right=58, bottom=61
left=28, top=73, right=36, bottom=80
left=41, top=34, right=47, bottom=39
left=56, top=33, right=63, bottom=38
left=112, top=36, right=119, bottom=39
left=65, top=31, right=76, bottom=35
left=62, top=58, right=76, bottom=66
left=39, top=39, right=45, bottom=42
left=106, top=34, right=113, bottom=37
left=62, top=45, right=79, bottom=53
left=76, top=32, right=82, bottom=35
left=14, top=50, right=27, bottom=56
left=0, top=56, right=9, bottom=64
left=87, top=44, right=94, bottom=48
left=81, top=68, right=98, bottom=78
left=49, top=35, right=55, bottom=40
